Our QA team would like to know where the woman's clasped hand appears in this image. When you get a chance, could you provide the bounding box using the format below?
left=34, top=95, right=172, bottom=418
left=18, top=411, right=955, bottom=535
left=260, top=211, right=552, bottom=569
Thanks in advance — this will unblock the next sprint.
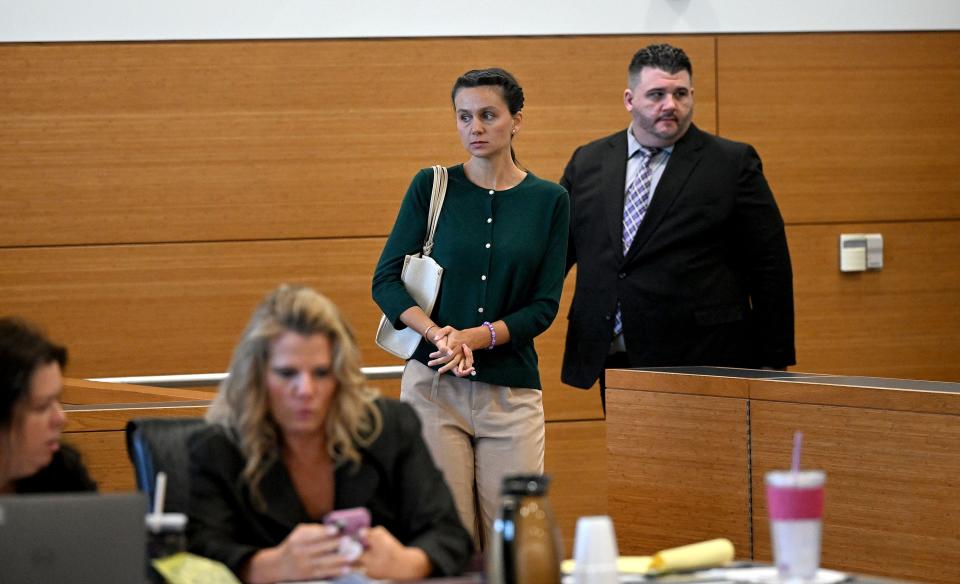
left=426, top=326, right=480, bottom=377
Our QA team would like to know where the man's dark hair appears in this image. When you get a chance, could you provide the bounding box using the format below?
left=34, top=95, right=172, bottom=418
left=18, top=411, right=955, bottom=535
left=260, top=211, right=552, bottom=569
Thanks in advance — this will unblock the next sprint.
left=628, top=43, right=693, bottom=87
left=0, top=317, right=67, bottom=429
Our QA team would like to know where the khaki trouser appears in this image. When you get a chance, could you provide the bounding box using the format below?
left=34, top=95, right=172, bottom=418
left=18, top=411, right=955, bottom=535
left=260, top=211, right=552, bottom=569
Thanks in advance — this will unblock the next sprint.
left=400, top=359, right=545, bottom=549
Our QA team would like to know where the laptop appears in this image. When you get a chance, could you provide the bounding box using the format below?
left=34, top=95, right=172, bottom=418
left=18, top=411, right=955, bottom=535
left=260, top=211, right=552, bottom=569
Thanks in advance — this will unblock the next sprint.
left=0, top=492, right=148, bottom=584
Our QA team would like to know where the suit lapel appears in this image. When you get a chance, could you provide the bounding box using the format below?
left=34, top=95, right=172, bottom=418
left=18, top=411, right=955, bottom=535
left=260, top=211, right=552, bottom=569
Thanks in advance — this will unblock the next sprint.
left=626, top=124, right=705, bottom=260
left=602, top=131, right=630, bottom=259
left=259, top=455, right=310, bottom=528
left=255, top=448, right=379, bottom=529
left=334, top=456, right=378, bottom=509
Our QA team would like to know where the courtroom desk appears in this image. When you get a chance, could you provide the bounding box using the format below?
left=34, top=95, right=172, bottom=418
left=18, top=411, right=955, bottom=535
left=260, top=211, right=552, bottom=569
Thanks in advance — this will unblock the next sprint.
left=605, top=367, right=960, bottom=584
left=604, top=368, right=803, bottom=559
left=750, top=374, right=960, bottom=584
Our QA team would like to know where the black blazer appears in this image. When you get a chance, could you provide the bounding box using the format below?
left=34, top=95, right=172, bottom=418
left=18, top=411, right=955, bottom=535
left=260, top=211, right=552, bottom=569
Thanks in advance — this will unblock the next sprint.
left=186, top=398, right=472, bottom=577
left=561, top=124, right=795, bottom=389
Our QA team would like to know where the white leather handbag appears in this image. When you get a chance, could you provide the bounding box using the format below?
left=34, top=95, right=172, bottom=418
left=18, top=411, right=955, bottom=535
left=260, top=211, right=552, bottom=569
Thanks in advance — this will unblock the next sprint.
left=375, top=165, right=448, bottom=359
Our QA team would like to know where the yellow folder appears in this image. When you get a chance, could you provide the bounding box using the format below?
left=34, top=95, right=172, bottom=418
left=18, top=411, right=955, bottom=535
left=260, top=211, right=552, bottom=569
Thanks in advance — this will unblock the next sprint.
left=562, top=537, right=735, bottom=575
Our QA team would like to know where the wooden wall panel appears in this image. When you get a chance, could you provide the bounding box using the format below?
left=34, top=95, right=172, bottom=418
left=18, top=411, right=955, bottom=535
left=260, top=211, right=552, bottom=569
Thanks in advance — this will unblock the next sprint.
left=718, top=32, right=960, bottom=224
left=544, top=420, right=608, bottom=558
left=0, top=36, right=715, bottom=247
left=606, top=387, right=751, bottom=558
left=0, top=239, right=597, bottom=420
left=787, top=221, right=960, bottom=381
left=0, top=239, right=389, bottom=377
left=66, top=430, right=137, bottom=492
left=751, top=401, right=960, bottom=584
left=61, top=377, right=213, bottom=406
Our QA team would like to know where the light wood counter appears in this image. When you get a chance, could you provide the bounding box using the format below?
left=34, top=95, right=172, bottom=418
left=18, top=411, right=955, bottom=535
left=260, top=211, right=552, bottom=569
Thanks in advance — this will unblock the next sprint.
left=606, top=367, right=960, bottom=584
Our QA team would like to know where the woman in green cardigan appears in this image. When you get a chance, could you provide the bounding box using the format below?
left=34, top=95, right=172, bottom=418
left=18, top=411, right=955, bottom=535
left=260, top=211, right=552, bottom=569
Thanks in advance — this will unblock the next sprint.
left=372, top=68, right=569, bottom=547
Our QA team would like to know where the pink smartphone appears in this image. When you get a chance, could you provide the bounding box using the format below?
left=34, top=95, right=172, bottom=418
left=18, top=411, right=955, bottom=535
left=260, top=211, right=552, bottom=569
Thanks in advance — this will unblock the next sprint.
left=323, top=507, right=371, bottom=540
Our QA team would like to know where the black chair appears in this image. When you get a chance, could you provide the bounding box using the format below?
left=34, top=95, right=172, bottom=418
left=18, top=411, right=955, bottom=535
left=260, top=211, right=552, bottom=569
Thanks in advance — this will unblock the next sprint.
left=125, top=417, right=207, bottom=514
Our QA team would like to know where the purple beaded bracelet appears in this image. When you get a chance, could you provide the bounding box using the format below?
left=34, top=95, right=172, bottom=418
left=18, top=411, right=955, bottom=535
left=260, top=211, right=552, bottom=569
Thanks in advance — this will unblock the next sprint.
left=482, top=321, right=496, bottom=350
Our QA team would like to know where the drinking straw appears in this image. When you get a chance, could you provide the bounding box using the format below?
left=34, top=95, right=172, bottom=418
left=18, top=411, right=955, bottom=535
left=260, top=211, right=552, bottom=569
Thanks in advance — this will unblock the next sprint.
left=791, top=431, right=803, bottom=479
left=153, top=471, right=167, bottom=517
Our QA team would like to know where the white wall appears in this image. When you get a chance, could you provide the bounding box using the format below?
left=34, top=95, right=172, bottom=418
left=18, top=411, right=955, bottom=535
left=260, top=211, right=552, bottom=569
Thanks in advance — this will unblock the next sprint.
left=2, top=0, right=959, bottom=43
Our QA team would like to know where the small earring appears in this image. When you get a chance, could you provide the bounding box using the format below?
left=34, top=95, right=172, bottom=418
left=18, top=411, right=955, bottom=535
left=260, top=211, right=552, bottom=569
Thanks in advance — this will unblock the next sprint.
left=512, top=129, right=517, bottom=134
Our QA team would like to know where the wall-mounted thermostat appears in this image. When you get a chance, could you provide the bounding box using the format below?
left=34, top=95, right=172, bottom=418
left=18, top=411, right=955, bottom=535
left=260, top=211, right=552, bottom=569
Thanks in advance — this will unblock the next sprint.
left=839, top=233, right=883, bottom=272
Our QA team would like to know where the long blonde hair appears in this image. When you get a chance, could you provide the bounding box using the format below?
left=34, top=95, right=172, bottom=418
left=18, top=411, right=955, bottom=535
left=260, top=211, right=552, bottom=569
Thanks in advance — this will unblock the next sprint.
left=207, top=284, right=381, bottom=508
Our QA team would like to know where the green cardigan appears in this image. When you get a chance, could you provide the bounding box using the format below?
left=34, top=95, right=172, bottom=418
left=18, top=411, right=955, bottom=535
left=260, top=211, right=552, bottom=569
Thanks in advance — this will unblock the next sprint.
left=373, top=164, right=569, bottom=389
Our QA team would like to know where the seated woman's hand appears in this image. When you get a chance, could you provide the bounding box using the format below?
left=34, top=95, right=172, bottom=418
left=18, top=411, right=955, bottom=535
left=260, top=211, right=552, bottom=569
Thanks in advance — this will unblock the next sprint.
left=244, top=523, right=349, bottom=583
left=277, top=523, right=349, bottom=580
left=358, top=526, right=431, bottom=581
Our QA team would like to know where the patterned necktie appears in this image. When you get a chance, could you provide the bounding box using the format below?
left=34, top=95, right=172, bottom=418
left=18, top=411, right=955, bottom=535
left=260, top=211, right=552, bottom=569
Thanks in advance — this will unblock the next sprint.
left=615, top=145, right=659, bottom=336
left=622, top=145, right=660, bottom=253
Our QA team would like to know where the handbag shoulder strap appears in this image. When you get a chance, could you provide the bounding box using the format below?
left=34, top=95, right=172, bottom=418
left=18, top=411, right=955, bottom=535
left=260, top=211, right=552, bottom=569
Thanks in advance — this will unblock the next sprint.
left=422, top=164, right=448, bottom=257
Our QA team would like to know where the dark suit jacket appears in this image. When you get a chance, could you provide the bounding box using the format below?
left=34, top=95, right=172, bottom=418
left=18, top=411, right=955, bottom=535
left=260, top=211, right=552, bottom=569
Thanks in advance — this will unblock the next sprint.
left=186, top=398, right=472, bottom=577
left=561, top=124, right=795, bottom=389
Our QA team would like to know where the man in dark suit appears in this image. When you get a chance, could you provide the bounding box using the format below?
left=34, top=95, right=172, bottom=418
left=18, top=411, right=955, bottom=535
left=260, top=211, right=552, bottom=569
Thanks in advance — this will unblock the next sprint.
left=561, top=43, right=795, bottom=406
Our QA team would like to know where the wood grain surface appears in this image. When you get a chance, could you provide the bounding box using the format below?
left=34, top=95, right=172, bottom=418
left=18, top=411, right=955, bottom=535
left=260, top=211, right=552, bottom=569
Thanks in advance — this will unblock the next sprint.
left=605, top=368, right=752, bottom=399
left=751, top=400, right=960, bottom=584
left=718, top=32, right=960, bottom=224
left=606, top=369, right=960, bottom=583
left=62, top=377, right=213, bottom=405
left=749, top=376, right=960, bottom=415
left=787, top=221, right=960, bottom=381
left=0, top=35, right=715, bottom=248
left=606, top=386, right=751, bottom=558
left=544, top=420, right=608, bottom=558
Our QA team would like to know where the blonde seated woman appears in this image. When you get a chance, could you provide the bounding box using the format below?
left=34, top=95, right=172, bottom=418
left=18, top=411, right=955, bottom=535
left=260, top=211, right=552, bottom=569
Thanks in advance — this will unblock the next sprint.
left=187, top=285, right=472, bottom=583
